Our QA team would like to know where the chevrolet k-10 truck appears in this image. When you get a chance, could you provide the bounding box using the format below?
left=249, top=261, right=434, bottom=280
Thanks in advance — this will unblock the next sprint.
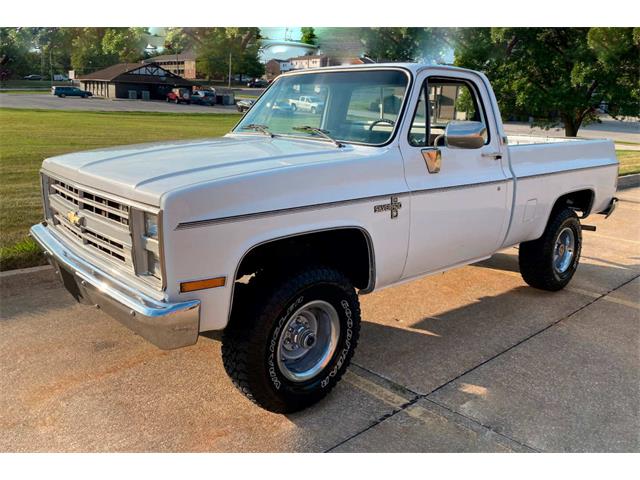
left=31, top=64, right=619, bottom=413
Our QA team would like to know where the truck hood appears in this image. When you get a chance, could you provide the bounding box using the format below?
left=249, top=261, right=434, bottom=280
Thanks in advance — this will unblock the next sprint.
left=42, top=135, right=369, bottom=206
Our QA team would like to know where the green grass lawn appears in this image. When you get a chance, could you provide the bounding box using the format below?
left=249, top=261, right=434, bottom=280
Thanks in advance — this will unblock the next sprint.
left=617, top=150, right=640, bottom=176
left=0, top=108, right=240, bottom=270
left=0, top=107, right=637, bottom=271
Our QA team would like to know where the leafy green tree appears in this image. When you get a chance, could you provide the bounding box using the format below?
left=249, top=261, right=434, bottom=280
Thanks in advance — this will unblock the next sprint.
left=163, top=27, right=190, bottom=53
left=102, top=27, right=148, bottom=63
left=300, top=27, right=317, bottom=45
left=454, top=27, right=640, bottom=136
left=176, top=27, right=263, bottom=81
left=70, top=28, right=118, bottom=74
left=0, top=28, right=38, bottom=79
left=361, top=27, right=453, bottom=64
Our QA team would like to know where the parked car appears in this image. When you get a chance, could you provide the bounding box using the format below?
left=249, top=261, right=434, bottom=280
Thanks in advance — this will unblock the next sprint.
left=289, top=95, right=325, bottom=114
left=271, top=100, right=294, bottom=115
left=23, top=74, right=43, bottom=80
left=236, top=98, right=255, bottom=113
left=51, top=86, right=92, bottom=98
left=31, top=64, right=619, bottom=414
left=166, top=88, right=191, bottom=104
left=246, top=79, right=268, bottom=88
left=191, top=90, right=217, bottom=106
left=53, top=74, right=70, bottom=81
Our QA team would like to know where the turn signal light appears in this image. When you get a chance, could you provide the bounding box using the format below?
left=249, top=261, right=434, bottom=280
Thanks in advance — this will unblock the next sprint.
left=180, top=276, right=226, bottom=293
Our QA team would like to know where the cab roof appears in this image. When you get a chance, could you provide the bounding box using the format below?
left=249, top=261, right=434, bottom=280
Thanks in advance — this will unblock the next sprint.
left=279, top=62, right=478, bottom=77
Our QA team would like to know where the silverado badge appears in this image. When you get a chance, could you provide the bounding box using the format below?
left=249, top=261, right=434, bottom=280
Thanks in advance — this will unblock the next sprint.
left=66, top=210, right=83, bottom=227
left=374, top=196, right=402, bottom=219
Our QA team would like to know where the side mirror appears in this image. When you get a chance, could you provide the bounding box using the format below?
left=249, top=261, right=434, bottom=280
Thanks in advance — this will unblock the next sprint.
left=445, top=121, right=487, bottom=149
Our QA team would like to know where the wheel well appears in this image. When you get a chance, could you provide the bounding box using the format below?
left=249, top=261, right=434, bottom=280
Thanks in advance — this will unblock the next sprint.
left=235, top=228, right=374, bottom=292
left=552, top=189, right=595, bottom=219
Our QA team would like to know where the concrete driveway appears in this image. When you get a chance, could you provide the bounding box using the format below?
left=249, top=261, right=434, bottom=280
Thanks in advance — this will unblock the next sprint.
left=1, top=188, right=638, bottom=452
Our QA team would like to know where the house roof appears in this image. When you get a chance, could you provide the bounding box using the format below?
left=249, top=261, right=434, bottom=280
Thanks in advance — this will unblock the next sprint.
left=79, top=63, right=144, bottom=81
left=78, top=62, right=193, bottom=86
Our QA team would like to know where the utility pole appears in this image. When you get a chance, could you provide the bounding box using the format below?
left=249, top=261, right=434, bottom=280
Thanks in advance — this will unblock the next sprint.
left=49, top=44, right=53, bottom=87
left=228, top=51, right=232, bottom=89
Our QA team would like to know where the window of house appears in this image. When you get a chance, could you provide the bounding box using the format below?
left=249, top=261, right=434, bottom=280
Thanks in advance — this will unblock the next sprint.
left=408, top=77, right=488, bottom=147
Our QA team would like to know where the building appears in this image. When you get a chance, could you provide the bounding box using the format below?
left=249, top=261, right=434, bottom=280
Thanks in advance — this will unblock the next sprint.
left=289, top=55, right=330, bottom=70
left=264, top=59, right=293, bottom=80
left=78, top=62, right=193, bottom=100
left=144, top=51, right=197, bottom=79
left=286, top=54, right=374, bottom=73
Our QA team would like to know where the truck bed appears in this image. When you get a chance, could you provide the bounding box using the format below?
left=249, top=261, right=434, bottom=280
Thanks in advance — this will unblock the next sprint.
left=502, top=135, right=618, bottom=248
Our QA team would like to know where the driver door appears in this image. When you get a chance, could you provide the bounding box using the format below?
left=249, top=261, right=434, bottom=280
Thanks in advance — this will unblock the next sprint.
left=400, top=70, right=511, bottom=279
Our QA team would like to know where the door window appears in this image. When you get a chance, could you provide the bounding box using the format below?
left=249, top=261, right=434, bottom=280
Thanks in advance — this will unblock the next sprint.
left=408, top=77, right=489, bottom=147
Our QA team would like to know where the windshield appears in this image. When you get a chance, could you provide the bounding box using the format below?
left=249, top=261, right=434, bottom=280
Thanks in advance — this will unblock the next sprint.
left=234, top=69, right=410, bottom=146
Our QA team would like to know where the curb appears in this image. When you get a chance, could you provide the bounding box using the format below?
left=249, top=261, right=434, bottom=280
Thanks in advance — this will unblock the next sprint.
left=617, top=173, right=640, bottom=190
left=0, top=264, right=52, bottom=278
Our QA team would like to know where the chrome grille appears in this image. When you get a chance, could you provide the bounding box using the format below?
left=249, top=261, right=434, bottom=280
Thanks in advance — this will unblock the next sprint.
left=50, top=180, right=130, bottom=226
left=45, top=176, right=134, bottom=270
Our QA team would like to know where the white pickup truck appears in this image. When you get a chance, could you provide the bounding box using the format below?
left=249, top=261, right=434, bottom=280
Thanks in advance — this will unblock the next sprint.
left=31, top=64, right=619, bottom=413
left=289, top=95, right=325, bottom=114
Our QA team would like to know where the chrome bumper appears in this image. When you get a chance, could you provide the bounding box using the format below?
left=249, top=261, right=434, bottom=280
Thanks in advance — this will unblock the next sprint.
left=30, top=222, right=200, bottom=349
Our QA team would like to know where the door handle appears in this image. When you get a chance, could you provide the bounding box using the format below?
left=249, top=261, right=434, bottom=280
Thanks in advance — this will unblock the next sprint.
left=482, top=152, right=502, bottom=160
left=421, top=147, right=441, bottom=174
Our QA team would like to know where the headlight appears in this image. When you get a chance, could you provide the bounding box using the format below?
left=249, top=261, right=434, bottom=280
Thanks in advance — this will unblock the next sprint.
left=144, top=212, right=158, bottom=239
left=133, top=210, right=162, bottom=282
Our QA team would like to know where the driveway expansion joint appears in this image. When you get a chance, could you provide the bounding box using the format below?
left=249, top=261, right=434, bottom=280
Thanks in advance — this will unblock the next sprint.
left=327, top=274, right=639, bottom=452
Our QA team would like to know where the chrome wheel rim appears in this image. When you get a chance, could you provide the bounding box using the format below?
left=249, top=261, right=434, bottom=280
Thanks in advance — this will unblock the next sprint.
left=276, top=300, right=340, bottom=382
left=553, top=227, right=575, bottom=274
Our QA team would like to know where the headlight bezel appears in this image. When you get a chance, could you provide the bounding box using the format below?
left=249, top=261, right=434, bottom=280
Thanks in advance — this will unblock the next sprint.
left=131, top=208, right=164, bottom=287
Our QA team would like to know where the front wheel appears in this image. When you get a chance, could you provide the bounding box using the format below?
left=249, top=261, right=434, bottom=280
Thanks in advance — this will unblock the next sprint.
left=519, top=207, right=582, bottom=291
left=222, top=266, right=361, bottom=413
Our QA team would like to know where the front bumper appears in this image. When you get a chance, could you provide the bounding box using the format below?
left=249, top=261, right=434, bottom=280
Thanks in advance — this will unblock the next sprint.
left=30, top=222, right=200, bottom=349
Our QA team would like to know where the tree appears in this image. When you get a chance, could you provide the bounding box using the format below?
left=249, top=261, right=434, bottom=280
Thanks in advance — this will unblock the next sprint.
left=0, top=28, right=39, bottom=79
left=361, top=27, right=453, bottom=64
left=300, top=27, right=317, bottom=46
left=102, top=27, right=148, bottom=63
left=454, top=27, right=640, bottom=136
left=175, top=27, right=263, bottom=81
left=70, top=28, right=118, bottom=74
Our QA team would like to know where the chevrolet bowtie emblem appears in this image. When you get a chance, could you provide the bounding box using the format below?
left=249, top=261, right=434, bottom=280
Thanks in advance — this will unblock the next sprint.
left=66, top=210, right=83, bottom=227
left=374, top=196, right=402, bottom=219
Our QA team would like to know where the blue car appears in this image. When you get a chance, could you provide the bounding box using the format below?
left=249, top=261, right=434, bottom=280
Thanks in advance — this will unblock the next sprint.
left=51, top=86, right=92, bottom=98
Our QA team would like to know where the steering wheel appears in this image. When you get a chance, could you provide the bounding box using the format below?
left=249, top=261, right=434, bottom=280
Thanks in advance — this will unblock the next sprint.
left=369, top=118, right=396, bottom=131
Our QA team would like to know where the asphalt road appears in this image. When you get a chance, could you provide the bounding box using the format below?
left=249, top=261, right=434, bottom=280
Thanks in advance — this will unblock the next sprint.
left=1, top=188, right=638, bottom=452
left=0, top=94, right=240, bottom=114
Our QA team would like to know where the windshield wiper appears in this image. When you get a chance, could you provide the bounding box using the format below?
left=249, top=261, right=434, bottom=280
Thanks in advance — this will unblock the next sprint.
left=292, top=126, right=344, bottom=148
left=241, top=123, right=273, bottom=137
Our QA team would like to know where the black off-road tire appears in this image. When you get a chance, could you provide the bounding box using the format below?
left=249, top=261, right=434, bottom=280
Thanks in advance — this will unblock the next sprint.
left=519, top=207, right=582, bottom=291
left=222, top=266, right=361, bottom=413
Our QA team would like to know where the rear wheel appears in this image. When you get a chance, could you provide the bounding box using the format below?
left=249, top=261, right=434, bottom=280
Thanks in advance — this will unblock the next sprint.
left=222, top=266, right=361, bottom=413
left=311, top=106, right=317, bottom=114
left=519, top=207, right=582, bottom=291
